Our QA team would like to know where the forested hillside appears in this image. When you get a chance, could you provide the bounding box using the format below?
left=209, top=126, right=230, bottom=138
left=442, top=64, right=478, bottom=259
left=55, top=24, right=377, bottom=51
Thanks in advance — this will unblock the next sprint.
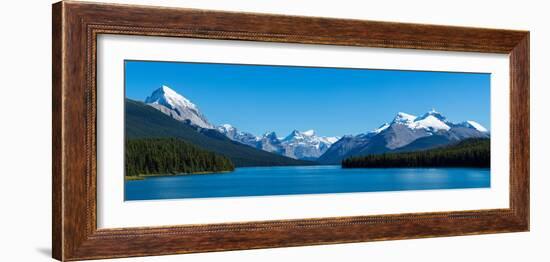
left=342, top=138, right=490, bottom=168
left=126, top=138, right=234, bottom=177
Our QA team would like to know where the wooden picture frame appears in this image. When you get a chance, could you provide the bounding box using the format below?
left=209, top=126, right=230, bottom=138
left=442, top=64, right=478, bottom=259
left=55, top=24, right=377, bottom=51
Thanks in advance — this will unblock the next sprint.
left=52, top=1, right=529, bottom=261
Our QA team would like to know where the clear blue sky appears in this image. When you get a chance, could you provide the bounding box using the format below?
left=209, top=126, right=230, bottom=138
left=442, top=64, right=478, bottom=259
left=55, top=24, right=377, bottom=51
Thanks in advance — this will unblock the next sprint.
left=125, top=60, right=490, bottom=137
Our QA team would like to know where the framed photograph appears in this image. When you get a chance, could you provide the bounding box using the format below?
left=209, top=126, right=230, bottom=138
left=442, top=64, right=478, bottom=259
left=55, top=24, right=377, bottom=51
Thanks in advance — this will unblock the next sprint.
left=52, top=1, right=529, bottom=261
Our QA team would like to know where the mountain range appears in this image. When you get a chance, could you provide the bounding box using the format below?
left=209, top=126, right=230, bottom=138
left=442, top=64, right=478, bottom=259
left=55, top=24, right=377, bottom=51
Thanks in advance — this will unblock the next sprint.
left=137, top=85, right=489, bottom=163
left=317, top=111, right=489, bottom=164
left=217, top=125, right=340, bottom=160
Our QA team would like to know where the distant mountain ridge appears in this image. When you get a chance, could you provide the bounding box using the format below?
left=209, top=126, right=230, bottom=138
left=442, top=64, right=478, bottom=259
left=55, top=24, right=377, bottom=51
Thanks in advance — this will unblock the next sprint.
left=318, top=110, right=489, bottom=164
left=217, top=125, right=340, bottom=160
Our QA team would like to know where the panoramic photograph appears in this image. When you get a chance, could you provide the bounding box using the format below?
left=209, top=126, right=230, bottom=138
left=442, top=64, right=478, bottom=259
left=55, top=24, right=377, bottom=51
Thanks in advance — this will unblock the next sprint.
left=124, top=60, right=491, bottom=201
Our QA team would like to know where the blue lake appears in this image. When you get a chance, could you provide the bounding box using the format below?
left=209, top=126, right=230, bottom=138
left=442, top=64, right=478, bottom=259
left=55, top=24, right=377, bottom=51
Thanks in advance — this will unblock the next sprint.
left=125, top=165, right=490, bottom=201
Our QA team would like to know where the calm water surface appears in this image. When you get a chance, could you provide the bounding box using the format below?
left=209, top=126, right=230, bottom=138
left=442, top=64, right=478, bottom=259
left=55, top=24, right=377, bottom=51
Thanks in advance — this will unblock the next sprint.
left=125, top=165, right=490, bottom=201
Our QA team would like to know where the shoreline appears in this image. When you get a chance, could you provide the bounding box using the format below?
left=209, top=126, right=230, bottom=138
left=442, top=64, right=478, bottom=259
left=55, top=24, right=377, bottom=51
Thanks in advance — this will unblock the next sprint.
left=125, top=170, right=233, bottom=181
left=342, top=166, right=490, bottom=169
left=124, top=166, right=490, bottom=181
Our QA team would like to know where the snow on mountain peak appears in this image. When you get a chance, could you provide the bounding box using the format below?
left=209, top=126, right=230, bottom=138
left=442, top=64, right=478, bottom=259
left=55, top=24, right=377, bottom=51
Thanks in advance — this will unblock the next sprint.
left=390, top=110, right=450, bottom=131
left=284, top=130, right=303, bottom=141
left=144, top=85, right=213, bottom=129
left=160, top=84, right=176, bottom=95
left=263, top=131, right=278, bottom=138
left=411, top=114, right=451, bottom=131
left=146, top=85, right=199, bottom=111
left=386, top=110, right=490, bottom=133
left=393, top=112, right=417, bottom=124
left=416, top=109, right=447, bottom=122
left=281, top=130, right=338, bottom=144
left=462, top=121, right=489, bottom=133
left=320, top=136, right=341, bottom=144
left=302, top=129, right=316, bottom=136
left=221, top=124, right=234, bottom=130
left=217, top=124, right=236, bottom=134
left=373, top=123, right=390, bottom=134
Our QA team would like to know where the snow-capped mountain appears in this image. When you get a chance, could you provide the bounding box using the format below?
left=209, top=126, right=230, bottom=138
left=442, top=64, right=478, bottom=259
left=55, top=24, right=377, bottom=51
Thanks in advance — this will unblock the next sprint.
left=216, top=124, right=260, bottom=148
left=217, top=126, right=339, bottom=160
left=391, top=110, right=451, bottom=132
left=145, top=85, right=214, bottom=129
left=318, top=110, right=489, bottom=164
left=259, top=131, right=284, bottom=154
left=278, top=130, right=340, bottom=160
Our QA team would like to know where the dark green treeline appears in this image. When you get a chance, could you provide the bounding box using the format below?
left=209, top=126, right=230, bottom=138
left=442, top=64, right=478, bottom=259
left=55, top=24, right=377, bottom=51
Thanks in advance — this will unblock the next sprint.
left=342, top=138, right=490, bottom=168
left=125, top=138, right=235, bottom=177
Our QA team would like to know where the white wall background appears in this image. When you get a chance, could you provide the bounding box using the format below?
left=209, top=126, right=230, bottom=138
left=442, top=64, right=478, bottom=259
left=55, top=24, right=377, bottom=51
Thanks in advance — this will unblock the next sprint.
left=0, top=0, right=546, bottom=261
